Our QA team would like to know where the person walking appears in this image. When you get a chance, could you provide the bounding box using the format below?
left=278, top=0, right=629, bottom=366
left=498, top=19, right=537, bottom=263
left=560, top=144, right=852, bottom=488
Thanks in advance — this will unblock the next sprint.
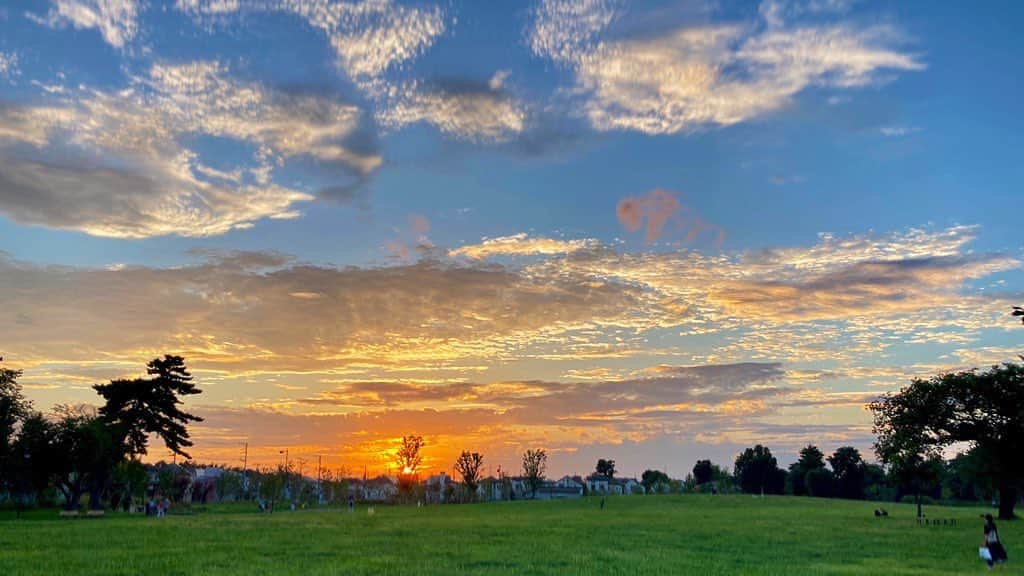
left=982, top=514, right=1008, bottom=569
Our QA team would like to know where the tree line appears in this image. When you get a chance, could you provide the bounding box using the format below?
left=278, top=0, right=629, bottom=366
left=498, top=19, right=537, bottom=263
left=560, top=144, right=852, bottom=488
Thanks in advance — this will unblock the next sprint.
left=2, top=356, right=1023, bottom=519
left=0, top=355, right=202, bottom=514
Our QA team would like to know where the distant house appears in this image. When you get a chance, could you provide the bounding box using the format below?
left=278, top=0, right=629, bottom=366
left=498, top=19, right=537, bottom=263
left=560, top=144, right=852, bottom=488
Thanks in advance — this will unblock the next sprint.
left=585, top=474, right=613, bottom=494
left=425, top=472, right=454, bottom=503
left=536, top=478, right=584, bottom=500
left=615, top=477, right=643, bottom=495
left=585, top=474, right=642, bottom=495
left=350, top=476, right=397, bottom=502
left=476, top=477, right=507, bottom=501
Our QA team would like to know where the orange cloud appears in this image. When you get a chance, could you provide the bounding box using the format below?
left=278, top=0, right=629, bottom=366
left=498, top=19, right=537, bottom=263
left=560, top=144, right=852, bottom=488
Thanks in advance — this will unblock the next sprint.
left=616, top=189, right=724, bottom=246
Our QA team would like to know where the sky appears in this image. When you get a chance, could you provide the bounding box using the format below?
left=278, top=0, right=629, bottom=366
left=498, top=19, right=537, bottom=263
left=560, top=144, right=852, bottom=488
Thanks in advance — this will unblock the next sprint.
left=0, top=0, right=1021, bottom=480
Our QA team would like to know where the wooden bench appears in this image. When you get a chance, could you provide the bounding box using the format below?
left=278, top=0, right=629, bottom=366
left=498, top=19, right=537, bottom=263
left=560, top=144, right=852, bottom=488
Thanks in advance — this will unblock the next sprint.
left=58, top=510, right=79, bottom=518
left=917, top=517, right=957, bottom=526
left=86, top=509, right=105, bottom=518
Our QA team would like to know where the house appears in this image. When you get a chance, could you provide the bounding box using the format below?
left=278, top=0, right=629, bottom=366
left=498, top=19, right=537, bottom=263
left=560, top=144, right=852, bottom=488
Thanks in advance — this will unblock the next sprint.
left=585, top=474, right=613, bottom=494
left=536, top=478, right=583, bottom=500
left=585, top=474, right=642, bottom=495
left=476, top=476, right=507, bottom=501
left=350, top=476, right=397, bottom=502
left=615, top=477, right=643, bottom=495
left=425, top=472, right=454, bottom=503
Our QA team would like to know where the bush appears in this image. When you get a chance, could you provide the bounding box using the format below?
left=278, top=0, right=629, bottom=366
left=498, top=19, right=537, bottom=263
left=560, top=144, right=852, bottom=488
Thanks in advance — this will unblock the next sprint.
left=899, top=494, right=936, bottom=506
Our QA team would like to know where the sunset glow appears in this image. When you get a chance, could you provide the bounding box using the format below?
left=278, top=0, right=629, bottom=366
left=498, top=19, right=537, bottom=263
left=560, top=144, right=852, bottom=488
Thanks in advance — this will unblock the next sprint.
left=1, top=0, right=1021, bottom=479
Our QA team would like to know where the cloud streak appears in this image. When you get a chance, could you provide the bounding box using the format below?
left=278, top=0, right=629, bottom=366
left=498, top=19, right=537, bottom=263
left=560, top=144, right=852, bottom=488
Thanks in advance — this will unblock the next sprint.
left=529, top=0, right=924, bottom=134
left=0, top=61, right=379, bottom=237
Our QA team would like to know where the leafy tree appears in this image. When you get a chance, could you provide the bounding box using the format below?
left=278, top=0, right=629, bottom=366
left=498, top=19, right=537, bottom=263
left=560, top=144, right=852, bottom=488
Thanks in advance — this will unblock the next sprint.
left=805, top=467, right=835, bottom=498
left=9, top=412, right=54, bottom=516
left=595, top=458, right=616, bottom=477
left=693, top=460, right=713, bottom=485
left=641, top=469, right=670, bottom=494
left=945, top=449, right=994, bottom=501
left=94, top=355, right=203, bottom=459
left=0, top=359, right=30, bottom=495
left=862, top=463, right=888, bottom=500
left=828, top=446, right=866, bottom=500
left=871, top=363, right=1024, bottom=519
left=734, top=445, right=785, bottom=495
left=112, top=459, right=149, bottom=511
left=788, top=445, right=826, bottom=496
left=522, top=449, right=547, bottom=499
left=395, top=435, right=424, bottom=494
left=455, top=451, right=484, bottom=500
left=50, top=407, right=121, bottom=510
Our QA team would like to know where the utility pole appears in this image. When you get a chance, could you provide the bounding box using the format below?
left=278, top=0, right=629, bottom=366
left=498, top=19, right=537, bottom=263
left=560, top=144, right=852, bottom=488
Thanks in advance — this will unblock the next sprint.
left=317, top=454, right=323, bottom=504
left=241, top=442, right=249, bottom=498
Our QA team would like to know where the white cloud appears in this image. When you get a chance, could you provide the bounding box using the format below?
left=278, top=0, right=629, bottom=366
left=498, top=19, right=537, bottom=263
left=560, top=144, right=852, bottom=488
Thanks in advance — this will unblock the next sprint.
left=529, top=0, right=924, bottom=134
left=879, top=125, right=919, bottom=137
left=0, top=61, right=381, bottom=237
left=449, top=233, right=600, bottom=259
left=0, top=52, right=18, bottom=78
left=29, top=0, right=140, bottom=49
left=376, top=77, right=528, bottom=142
left=175, top=0, right=445, bottom=87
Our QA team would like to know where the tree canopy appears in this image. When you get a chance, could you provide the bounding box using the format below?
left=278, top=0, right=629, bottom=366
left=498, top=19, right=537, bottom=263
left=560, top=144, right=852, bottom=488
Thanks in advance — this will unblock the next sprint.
left=93, top=355, right=202, bottom=458
left=522, top=449, right=547, bottom=498
left=788, top=445, right=826, bottom=496
left=455, top=451, right=484, bottom=498
left=595, top=458, right=616, bottom=477
left=871, top=363, right=1024, bottom=519
left=734, top=444, right=786, bottom=495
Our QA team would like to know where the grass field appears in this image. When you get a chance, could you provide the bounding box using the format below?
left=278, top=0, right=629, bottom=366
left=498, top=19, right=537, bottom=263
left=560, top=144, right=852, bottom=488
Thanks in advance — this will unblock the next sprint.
left=0, top=495, right=1018, bottom=575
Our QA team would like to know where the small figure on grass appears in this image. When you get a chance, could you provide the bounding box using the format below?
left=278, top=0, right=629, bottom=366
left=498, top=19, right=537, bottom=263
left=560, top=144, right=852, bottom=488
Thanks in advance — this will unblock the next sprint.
left=599, top=497, right=605, bottom=510
left=347, top=494, right=355, bottom=513
left=981, top=514, right=1008, bottom=569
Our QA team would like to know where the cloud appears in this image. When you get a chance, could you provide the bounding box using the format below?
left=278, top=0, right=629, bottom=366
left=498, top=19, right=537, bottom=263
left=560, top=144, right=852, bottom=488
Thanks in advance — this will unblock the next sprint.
left=376, top=75, right=528, bottom=143
left=29, top=0, right=139, bottom=49
left=7, top=224, right=1015, bottom=472
left=0, top=61, right=379, bottom=237
left=529, top=0, right=924, bottom=134
left=175, top=0, right=446, bottom=87
left=879, top=125, right=919, bottom=137
left=449, top=233, right=600, bottom=260
left=0, top=52, right=18, bottom=78
left=616, top=189, right=724, bottom=245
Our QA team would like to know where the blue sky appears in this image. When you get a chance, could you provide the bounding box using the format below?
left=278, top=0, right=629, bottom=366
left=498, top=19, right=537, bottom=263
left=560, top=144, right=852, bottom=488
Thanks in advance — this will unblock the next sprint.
left=0, top=0, right=1021, bottom=476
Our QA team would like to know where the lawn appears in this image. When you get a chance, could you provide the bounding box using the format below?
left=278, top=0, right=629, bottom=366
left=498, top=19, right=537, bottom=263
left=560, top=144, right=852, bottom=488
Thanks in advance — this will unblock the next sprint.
left=0, top=495, right=1018, bottom=575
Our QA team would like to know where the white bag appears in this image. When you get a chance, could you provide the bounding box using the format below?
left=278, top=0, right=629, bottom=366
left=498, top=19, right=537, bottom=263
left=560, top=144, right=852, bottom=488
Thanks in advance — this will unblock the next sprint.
left=980, top=547, right=993, bottom=561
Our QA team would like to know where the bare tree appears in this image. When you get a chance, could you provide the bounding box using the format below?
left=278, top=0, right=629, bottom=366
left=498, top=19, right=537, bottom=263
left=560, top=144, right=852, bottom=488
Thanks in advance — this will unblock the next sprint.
left=522, top=449, right=547, bottom=499
left=455, top=451, right=484, bottom=501
left=396, top=435, right=424, bottom=494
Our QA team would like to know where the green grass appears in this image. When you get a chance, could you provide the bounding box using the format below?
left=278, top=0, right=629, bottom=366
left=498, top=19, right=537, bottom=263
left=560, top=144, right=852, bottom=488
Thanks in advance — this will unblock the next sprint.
left=0, top=495, right=1018, bottom=575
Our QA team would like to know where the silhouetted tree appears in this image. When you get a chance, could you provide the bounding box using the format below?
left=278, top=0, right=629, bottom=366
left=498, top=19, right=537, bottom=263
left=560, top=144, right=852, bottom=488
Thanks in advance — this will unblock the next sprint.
left=9, top=412, right=54, bottom=516
left=788, top=445, right=826, bottom=496
left=862, top=463, right=889, bottom=500
left=455, top=451, right=484, bottom=501
left=945, top=449, right=995, bottom=502
left=641, top=469, right=670, bottom=493
left=829, top=446, right=866, bottom=500
left=693, top=460, right=714, bottom=485
left=734, top=445, right=785, bottom=495
left=94, top=355, right=203, bottom=459
left=395, top=435, right=424, bottom=495
left=0, top=359, right=30, bottom=497
left=596, top=458, right=616, bottom=477
left=522, top=449, right=547, bottom=499
left=805, top=467, right=835, bottom=498
left=871, top=363, right=1024, bottom=519
left=50, top=406, right=121, bottom=510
